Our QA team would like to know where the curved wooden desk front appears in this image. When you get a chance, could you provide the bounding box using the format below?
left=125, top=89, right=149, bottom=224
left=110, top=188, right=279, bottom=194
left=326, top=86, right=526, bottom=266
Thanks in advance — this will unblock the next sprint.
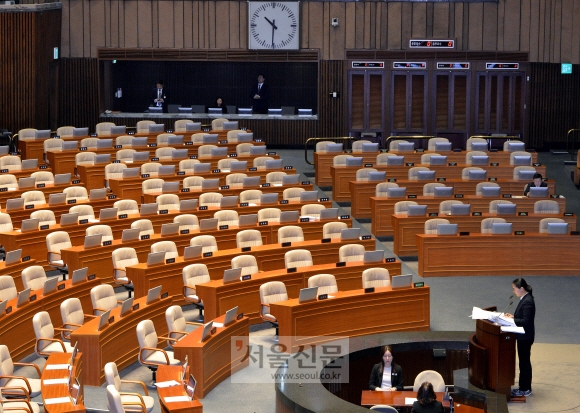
left=361, top=390, right=482, bottom=413
left=0, top=181, right=85, bottom=211
left=0, top=257, right=38, bottom=291
left=41, top=352, right=85, bottom=413
left=196, top=260, right=402, bottom=325
left=156, top=365, right=203, bottom=413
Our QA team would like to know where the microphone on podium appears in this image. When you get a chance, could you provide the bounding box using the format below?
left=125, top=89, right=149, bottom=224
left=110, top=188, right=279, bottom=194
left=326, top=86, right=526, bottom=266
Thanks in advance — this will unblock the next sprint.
left=492, top=295, right=513, bottom=324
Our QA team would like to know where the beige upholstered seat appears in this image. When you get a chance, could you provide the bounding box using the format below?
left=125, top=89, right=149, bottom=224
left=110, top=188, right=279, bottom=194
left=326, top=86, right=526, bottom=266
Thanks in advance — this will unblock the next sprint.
left=240, top=189, right=262, bottom=204
left=332, top=154, right=353, bottom=166
left=423, top=183, right=446, bottom=196
left=339, top=244, right=365, bottom=262
left=110, top=248, right=137, bottom=296
left=199, top=192, right=223, bottom=207
left=69, top=204, right=95, bottom=220
left=0, top=213, right=13, bottom=232
left=427, top=137, right=449, bottom=151
left=323, top=221, right=348, bottom=239
left=425, top=218, right=451, bottom=234
left=198, top=145, right=217, bottom=158
left=439, top=200, right=463, bottom=214
left=31, top=171, right=54, bottom=185
left=236, top=229, right=263, bottom=248
left=231, top=255, right=259, bottom=276
left=278, top=226, right=304, bottom=243
left=21, top=266, right=47, bottom=291
left=307, top=274, right=338, bottom=295
left=504, top=140, right=525, bottom=151
left=64, top=186, right=89, bottom=201
left=79, top=137, right=99, bottom=149
left=266, top=172, right=286, bottom=185
left=136, top=120, right=155, bottom=133
left=226, top=173, right=248, bottom=188
left=510, top=151, right=531, bottom=165
left=182, top=264, right=210, bottom=320
left=413, top=370, right=445, bottom=392
left=258, top=208, right=281, bottom=223
left=0, top=276, right=17, bottom=302
left=90, top=284, right=121, bottom=316
left=173, top=120, right=191, bottom=132
left=539, top=217, right=565, bottom=233
left=156, top=133, right=176, bottom=146
left=156, top=194, right=180, bottom=211
left=0, top=174, right=18, bottom=190
left=43, top=140, right=63, bottom=160
left=466, top=137, right=487, bottom=151
left=56, top=127, right=75, bottom=137
left=190, top=235, right=218, bottom=253
left=475, top=181, right=499, bottom=195
left=131, top=219, right=154, bottom=237
left=165, top=306, right=201, bottom=345
left=465, top=151, right=487, bottom=165
left=534, top=200, right=559, bottom=214
left=362, top=268, right=390, bottom=288
left=481, top=217, right=507, bottom=233
left=115, top=135, right=133, bottom=147
left=259, top=281, right=288, bottom=327
left=191, top=133, right=207, bottom=144
left=105, top=163, right=127, bottom=186
left=183, top=176, right=204, bottom=190
left=408, top=167, right=430, bottom=180
left=142, top=178, right=164, bottom=194
left=489, top=199, right=514, bottom=213
left=22, top=190, right=46, bottom=205
left=114, top=199, right=139, bottom=215
left=32, top=311, right=74, bottom=357
left=96, top=122, right=116, bottom=135
left=116, top=149, right=136, bottom=162
left=462, top=166, right=485, bottom=179
left=513, top=165, right=536, bottom=180
left=356, top=168, right=378, bottom=182
left=301, top=204, right=325, bottom=218
left=236, top=143, right=254, bottom=156
left=351, top=140, right=371, bottom=153
left=226, top=129, right=244, bottom=143
left=0, top=155, right=21, bottom=171
left=136, top=320, right=181, bottom=382
left=388, top=139, right=409, bottom=151
left=284, top=249, right=313, bottom=269
left=151, top=241, right=178, bottom=260
left=31, top=210, right=56, bottom=226
left=75, top=152, right=96, bottom=168
left=214, top=210, right=239, bottom=226
left=315, top=140, right=336, bottom=152
left=141, top=163, right=161, bottom=177
left=17, top=128, right=38, bottom=141
left=0, top=344, right=42, bottom=397
left=211, top=118, right=228, bottom=130
left=107, top=384, right=139, bottom=413
left=394, top=201, right=418, bottom=214
left=46, top=231, right=71, bottom=271
left=217, top=158, right=235, bottom=171
left=283, top=187, right=304, bottom=201
left=178, top=159, right=201, bottom=173
left=253, top=156, right=275, bottom=170
left=375, top=153, right=397, bottom=165
left=60, top=297, right=96, bottom=339
left=420, top=153, right=440, bottom=164
left=87, top=224, right=114, bottom=242
left=104, top=362, right=155, bottom=412
left=173, top=214, right=199, bottom=232
left=375, top=182, right=399, bottom=197
left=155, top=147, right=174, bottom=160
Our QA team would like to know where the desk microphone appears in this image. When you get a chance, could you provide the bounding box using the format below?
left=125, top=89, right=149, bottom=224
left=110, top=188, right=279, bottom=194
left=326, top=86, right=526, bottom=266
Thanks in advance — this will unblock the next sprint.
left=492, top=295, right=513, bottom=323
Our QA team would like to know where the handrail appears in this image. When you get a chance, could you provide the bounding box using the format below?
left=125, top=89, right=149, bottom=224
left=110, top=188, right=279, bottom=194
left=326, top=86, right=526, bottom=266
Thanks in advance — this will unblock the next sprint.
left=304, top=137, right=357, bottom=165
left=385, top=136, right=435, bottom=151
left=566, top=129, right=580, bottom=160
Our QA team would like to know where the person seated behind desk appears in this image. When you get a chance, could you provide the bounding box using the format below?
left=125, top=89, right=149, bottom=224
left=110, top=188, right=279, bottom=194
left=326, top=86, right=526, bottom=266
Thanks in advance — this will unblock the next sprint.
left=207, top=97, right=228, bottom=114
left=523, top=173, right=547, bottom=197
left=412, top=382, right=444, bottom=413
left=368, top=345, right=403, bottom=391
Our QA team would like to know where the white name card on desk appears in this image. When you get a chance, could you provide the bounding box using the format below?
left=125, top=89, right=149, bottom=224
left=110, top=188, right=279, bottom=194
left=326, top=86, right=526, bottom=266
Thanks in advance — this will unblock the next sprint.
left=405, top=398, right=417, bottom=405
left=45, top=364, right=70, bottom=370
left=44, top=397, right=72, bottom=404
left=154, top=380, right=181, bottom=388
left=501, top=326, right=525, bottom=334
left=164, top=396, right=191, bottom=403
left=43, top=378, right=69, bottom=385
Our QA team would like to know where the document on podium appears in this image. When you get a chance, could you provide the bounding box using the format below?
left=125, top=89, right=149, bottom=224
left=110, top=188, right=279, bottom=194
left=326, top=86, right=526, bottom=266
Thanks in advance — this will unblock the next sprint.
left=470, top=306, right=516, bottom=327
left=500, top=325, right=525, bottom=334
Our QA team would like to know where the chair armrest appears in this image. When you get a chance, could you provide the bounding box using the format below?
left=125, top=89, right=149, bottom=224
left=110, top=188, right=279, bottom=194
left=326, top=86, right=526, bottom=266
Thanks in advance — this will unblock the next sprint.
left=36, top=337, right=66, bottom=355
left=84, top=314, right=98, bottom=320
left=0, top=375, right=32, bottom=393
left=120, top=379, right=149, bottom=395
left=60, top=324, right=80, bottom=340
left=0, top=385, right=31, bottom=399
left=120, top=400, right=147, bottom=413
left=158, top=336, right=178, bottom=343
left=167, top=330, right=188, bottom=341
left=93, top=307, right=109, bottom=315
left=139, top=347, right=170, bottom=365
left=182, top=285, right=199, bottom=302
left=260, top=303, right=270, bottom=315
left=117, top=300, right=124, bottom=304
left=185, top=321, right=203, bottom=326
left=13, top=362, right=42, bottom=377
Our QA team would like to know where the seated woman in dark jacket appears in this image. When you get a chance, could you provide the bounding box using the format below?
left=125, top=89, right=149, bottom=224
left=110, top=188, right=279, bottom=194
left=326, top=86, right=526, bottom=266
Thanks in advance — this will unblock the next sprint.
left=412, top=382, right=444, bottom=413
left=368, top=345, right=404, bottom=391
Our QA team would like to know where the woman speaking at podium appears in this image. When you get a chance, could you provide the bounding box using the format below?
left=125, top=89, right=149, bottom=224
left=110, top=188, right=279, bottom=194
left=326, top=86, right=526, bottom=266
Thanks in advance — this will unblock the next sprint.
left=368, top=345, right=404, bottom=391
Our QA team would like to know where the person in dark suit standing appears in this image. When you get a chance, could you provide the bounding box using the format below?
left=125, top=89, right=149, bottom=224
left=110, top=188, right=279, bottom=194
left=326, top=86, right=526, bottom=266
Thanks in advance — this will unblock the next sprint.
left=153, top=80, right=167, bottom=112
left=505, top=277, right=536, bottom=397
left=523, top=173, right=548, bottom=196
left=411, top=382, right=444, bottom=413
left=250, top=74, right=270, bottom=114
left=368, top=345, right=404, bottom=391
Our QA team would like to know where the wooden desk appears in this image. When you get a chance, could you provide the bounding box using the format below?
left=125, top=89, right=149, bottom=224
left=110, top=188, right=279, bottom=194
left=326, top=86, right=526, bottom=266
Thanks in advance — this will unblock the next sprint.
left=70, top=295, right=171, bottom=386
left=0, top=258, right=38, bottom=291
left=196, top=260, right=402, bottom=325
left=0, top=277, right=98, bottom=362
left=350, top=179, right=556, bottom=219
left=417, top=232, right=580, bottom=276
left=361, top=390, right=482, bottom=413
left=393, top=212, right=577, bottom=256
left=371, top=195, right=568, bottom=237
left=127, top=237, right=377, bottom=302
left=18, top=136, right=88, bottom=162
left=41, top=353, right=85, bottom=413
left=61, top=217, right=352, bottom=279
left=0, top=166, right=53, bottom=179
left=270, top=285, right=429, bottom=352
left=156, top=365, right=203, bottom=412
left=172, top=314, right=249, bottom=399
left=0, top=181, right=85, bottom=210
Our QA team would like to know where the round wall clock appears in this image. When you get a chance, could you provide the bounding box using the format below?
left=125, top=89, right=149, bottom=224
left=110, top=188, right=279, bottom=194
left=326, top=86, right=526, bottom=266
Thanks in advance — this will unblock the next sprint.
left=248, top=2, right=300, bottom=50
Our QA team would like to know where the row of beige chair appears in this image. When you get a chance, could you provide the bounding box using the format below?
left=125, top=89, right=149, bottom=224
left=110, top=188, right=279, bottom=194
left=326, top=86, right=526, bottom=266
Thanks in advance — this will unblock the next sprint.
left=424, top=217, right=567, bottom=234
left=0, top=170, right=56, bottom=186
left=394, top=199, right=560, bottom=215
left=13, top=186, right=91, bottom=205
left=355, top=165, right=536, bottom=182
left=317, top=137, right=457, bottom=152
left=375, top=181, right=528, bottom=197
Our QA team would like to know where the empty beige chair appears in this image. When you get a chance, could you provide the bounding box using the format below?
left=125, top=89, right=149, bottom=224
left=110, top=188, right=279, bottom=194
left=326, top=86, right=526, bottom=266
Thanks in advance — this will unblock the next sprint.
left=151, top=241, right=178, bottom=260
left=217, top=158, right=235, bottom=171
left=80, top=137, right=99, bottom=149
left=462, top=166, right=485, bottom=179
left=183, top=176, right=204, bottom=190
left=57, top=126, right=74, bottom=137
left=504, top=140, right=524, bottom=151
left=283, top=187, right=304, bottom=201
left=240, top=189, right=262, bottom=204
left=253, top=156, right=275, bottom=169
left=413, top=370, right=445, bottom=392
left=178, top=159, right=201, bottom=173
left=427, top=137, right=449, bottom=151
left=489, top=200, right=514, bottom=213
left=107, top=383, right=143, bottom=413
left=211, top=118, right=228, bottom=130
left=375, top=182, right=399, bottom=197
left=165, top=305, right=201, bottom=344
left=105, top=163, right=128, bottom=186
left=362, top=268, right=390, bottom=288
left=332, top=154, right=353, bottom=166
left=69, top=204, right=95, bottom=221
left=156, top=133, right=176, bottom=146
left=323, top=221, right=348, bottom=239
left=215, top=210, right=239, bottom=226
left=174, top=120, right=191, bottom=132
left=394, top=201, right=418, bottom=214
left=46, top=231, right=71, bottom=274
left=190, top=235, right=218, bottom=253
left=376, top=153, right=399, bottom=165
left=198, top=144, right=217, bottom=158
left=155, top=147, right=174, bottom=160
left=104, top=362, right=155, bottom=412
left=136, top=319, right=181, bottom=383
left=43, top=139, right=63, bottom=159
left=226, top=173, right=248, bottom=188
left=424, top=218, right=451, bottom=234
left=0, top=276, right=17, bottom=302
left=90, top=284, right=121, bottom=316
left=141, top=163, right=161, bottom=177
left=539, top=217, right=566, bottom=233
left=420, top=153, right=440, bottom=164
left=513, top=165, right=536, bottom=180
left=236, top=143, right=254, bottom=156
left=114, top=199, right=139, bottom=215
left=111, top=247, right=137, bottom=297
left=191, top=133, right=207, bottom=144
left=439, top=200, right=463, bottom=214
left=182, top=263, right=210, bottom=321
left=534, top=200, right=559, bottom=214
left=388, top=139, right=409, bottom=151
left=301, top=204, right=325, bottom=218
left=116, top=149, right=136, bottom=162
left=96, top=122, right=116, bottom=135
left=315, top=140, right=336, bottom=152
left=0, top=213, right=13, bottom=232
left=352, top=140, right=371, bottom=153
left=339, top=244, right=365, bottom=262
left=408, top=167, right=430, bottom=180
left=466, top=137, right=487, bottom=151
left=156, top=194, right=180, bottom=211
left=481, top=217, right=507, bottom=233
left=236, top=229, right=263, bottom=248
left=0, top=344, right=42, bottom=397
left=142, top=178, right=164, bottom=194
left=423, top=183, right=446, bottom=196
left=259, top=281, right=288, bottom=334
left=0, top=174, right=18, bottom=190
left=475, top=181, right=499, bottom=195
left=510, top=151, right=531, bottom=165
left=226, top=129, right=244, bottom=143
left=60, top=297, right=96, bottom=339
left=308, top=274, right=338, bottom=295
left=356, top=168, right=378, bottom=182
left=0, top=155, right=21, bottom=171
left=32, top=311, right=74, bottom=357
left=258, top=207, right=281, bottom=223
left=64, top=186, right=89, bottom=201
left=21, top=266, right=47, bottom=291
left=231, top=255, right=259, bottom=276
left=174, top=214, right=199, bottom=232
left=22, top=190, right=46, bottom=206
left=278, top=226, right=304, bottom=243
left=369, top=405, right=398, bottom=413
left=131, top=219, right=154, bottom=237
left=136, top=120, right=155, bottom=133
left=30, top=210, right=56, bottom=226
left=115, top=135, right=133, bottom=147
left=31, top=171, right=54, bottom=185
left=75, top=152, right=96, bottom=168
left=284, top=249, right=313, bottom=269
left=17, top=128, right=38, bottom=141
left=199, top=192, right=223, bottom=207
left=465, top=151, right=487, bottom=165
left=87, top=224, right=114, bottom=242
left=266, top=172, right=286, bottom=185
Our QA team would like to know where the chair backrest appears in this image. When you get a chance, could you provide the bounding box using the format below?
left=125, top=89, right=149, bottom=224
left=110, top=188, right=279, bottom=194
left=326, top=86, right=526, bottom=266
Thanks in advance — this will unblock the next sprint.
left=420, top=153, right=440, bottom=164
left=63, top=186, right=89, bottom=201
left=332, top=154, right=353, bottom=166
left=183, top=264, right=211, bottom=295
left=424, top=218, right=451, bottom=234
left=131, top=219, right=154, bottom=236
left=106, top=384, right=125, bottom=413
left=236, top=229, right=263, bottom=248
left=231, top=255, right=259, bottom=276
left=422, top=183, right=445, bottom=196
left=503, top=140, right=525, bottom=151
left=75, top=152, right=96, bottom=166
left=534, top=200, right=559, bottom=214
left=165, top=305, right=188, bottom=334
left=21, top=265, right=47, bottom=291
left=151, top=241, right=178, bottom=259
left=199, top=192, right=223, bottom=207
left=362, top=268, right=390, bottom=288
left=141, top=162, right=161, bottom=176
left=284, top=249, right=313, bottom=269
left=413, top=370, right=445, bottom=392
left=278, top=225, right=304, bottom=243
left=0, top=155, right=21, bottom=171
left=115, top=135, right=133, bottom=147
left=513, top=165, right=536, bottom=180
left=475, top=181, right=499, bottom=195
left=253, top=156, right=275, bottom=169
left=466, top=137, right=487, bottom=151
left=307, top=274, right=338, bottom=295
left=136, top=120, right=155, bottom=133
left=465, top=151, right=487, bottom=165
left=236, top=143, right=254, bottom=155
left=116, top=149, right=136, bottom=161
left=43, top=139, right=63, bottom=153
left=174, top=214, right=200, bottom=231
left=282, top=187, right=305, bottom=201
left=90, top=284, right=118, bottom=313
left=179, top=159, right=201, bottom=173
left=112, top=247, right=139, bottom=272
left=31, top=171, right=55, bottom=184
left=266, top=171, right=287, bottom=185
left=95, top=122, right=116, bottom=135
left=323, top=221, right=348, bottom=239
left=439, top=200, right=463, bottom=214
left=0, top=213, right=13, bottom=232
left=46, top=231, right=72, bottom=256
left=259, top=281, right=288, bottom=307
left=114, top=199, right=139, bottom=215
left=338, top=244, right=365, bottom=262
left=481, top=217, right=507, bottom=233
left=142, top=178, right=164, bottom=194
left=136, top=319, right=159, bottom=361
left=408, top=167, right=430, bottom=180
left=198, top=144, right=217, bottom=158
left=104, top=362, right=122, bottom=391
left=32, top=311, right=55, bottom=352
left=211, top=118, right=228, bottom=130
left=190, top=235, right=218, bottom=253
left=240, top=189, right=263, bottom=203
left=17, top=128, right=38, bottom=140
left=214, top=210, right=239, bottom=226
left=60, top=297, right=85, bottom=329
left=32, top=210, right=55, bottom=228
left=258, top=208, right=281, bottom=223
left=156, top=133, right=175, bottom=146
left=69, top=204, right=95, bottom=220
left=105, top=163, right=127, bottom=180
left=462, top=166, right=484, bottom=179
left=0, top=275, right=17, bottom=302
left=301, top=204, right=325, bottom=218
left=315, top=140, right=335, bottom=152
left=226, top=173, right=248, bottom=187
left=156, top=194, right=180, bottom=210
left=427, top=137, right=449, bottom=151
left=394, top=201, right=418, bottom=214
left=183, top=176, right=204, bottom=190
left=374, top=182, right=399, bottom=197
left=226, top=129, right=244, bottom=143
left=539, top=217, right=565, bottom=233
left=356, top=168, right=378, bottom=182
left=22, top=190, right=46, bottom=205
left=155, top=147, right=174, bottom=159
left=388, top=139, right=409, bottom=150
left=489, top=199, right=514, bottom=213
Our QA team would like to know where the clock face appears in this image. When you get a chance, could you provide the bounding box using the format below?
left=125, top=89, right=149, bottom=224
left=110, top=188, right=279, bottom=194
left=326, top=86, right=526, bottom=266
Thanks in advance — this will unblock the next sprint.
left=249, top=2, right=300, bottom=50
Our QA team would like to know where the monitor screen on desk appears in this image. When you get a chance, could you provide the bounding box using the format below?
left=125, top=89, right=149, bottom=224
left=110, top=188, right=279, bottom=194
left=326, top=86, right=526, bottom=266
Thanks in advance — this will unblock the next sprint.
left=148, top=107, right=163, bottom=113
left=238, top=108, right=253, bottom=116
left=496, top=203, right=516, bottom=215
left=491, top=222, right=513, bottom=234
left=200, top=322, right=214, bottom=342
left=298, top=109, right=312, bottom=116
left=433, top=186, right=453, bottom=197
left=237, top=133, right=253, bottom=143
left=298, top=287, right=318, bottom=303
left=362, top=143, right=379, bottom=152
left=122, top=168, right=140, bottom=179
left=194, top=163, right=211, bottom=174
left=391, top=274, right=412, bottom=288
left=34, top=130, right=51, bottom=139
left=407, top=205, right=427, bottom=216
left=71, top=267, right=88, bottom=285
left=168, top=136, right=184, bottom=146
left=513, top=155, right=532, bottom=166
left=224, top=306, right=239, bottom=326
left=21, top=159, right=38, bottom=170
left=471, top=142, right=488, bottom=151
left=434, top=142, right=452, bottom=152
left=480, top=186, right=500, bottom=197
left=55, top=173, right=72, bottom=185
left=202, top=134, right=218, bottom=144
left=471, top=155, right=489, bottom=166
left=132, top=137, right=148, bottom=147
left=223, top=121, right=238, bottom=130
left=529, top=187, right=548, bottom=198
left=149, top=124, right=164, bottom=133
left=120, top=297, right=134, bottom=317
left=387, top=187, right=406, bottom=198
left=437, top=223, right=458, bottom=235
left=73, top=127, right=89, bottom=137
left=417, top=170, right=436, bottom=180
left=450, top=204, right=471, bottom=216
left=230, top=161, right=247, bottom=171
left=368, top=171, right=386, bottom=182
left=179, top=107, right=193, bottom=114
left=468, top=170, right=487, bottom=180
left=98, top=310, right=111, bottom=331
left=547, top=222, right=569, bottom=234
left=397, top=142, right=414, bottom=152
left=249, top=146, right=266, bottom=156
left=97, top=139, right=113, bottom=149
left=518, top=170, right=536, bottom=181
left=110, top=126, right=126, bottom=135
left=208, top=108, right=223, bottom=115
left=279, top=211, right=299, bottom=223
left=185, top=122, right=201, bottom=131
left=507, top=141, right=525, bottom=152
left=4, top=249, right=22, bottom=266
left=146, top=285, right=162, bottom=303
left=268, top=109, right=282, bottom=116
left=429, top=155, right=447, bottom=165
left=345, top=157, right=363, bottom=167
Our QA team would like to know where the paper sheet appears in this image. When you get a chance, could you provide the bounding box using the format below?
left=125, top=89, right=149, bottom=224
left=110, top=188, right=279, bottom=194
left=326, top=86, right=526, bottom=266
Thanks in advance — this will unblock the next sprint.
left=405, top=397, right=417, bottom=405
left=164, top=396, right=191, bottom=403
left=212, top=322, right=224, bottom=328
left=44, top=397, right=71, bottom=404
left=154, top=380, right=181, bottom=388
left=45, top=364, right=70, bottom=370
left=43, top=378, right=69, bottom=385
left=501, top=326, right=525, bottom=334
left=470, top=307, right=515, bottom=327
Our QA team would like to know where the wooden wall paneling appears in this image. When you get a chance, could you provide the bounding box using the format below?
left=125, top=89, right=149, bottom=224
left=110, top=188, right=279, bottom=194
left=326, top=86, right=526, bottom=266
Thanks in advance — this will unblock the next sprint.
left=560, top=0, right=574, bottom=62
left=519, top=0, right=531, bottom=56
left=411, top=2, right=427, bottom=39
left=387, top=2, right=401, bottom=50
left=208, top=1, right=216, bottom=49
left=329, top=2, right=346, bottom=60
left=364, top=2, right=373, bottom=49
left=61, top=0, right=70, bottom=57
left=322, top=3, right=329, bottom=60
left=528, top=0, right=540, bottom=61
left=90, top=0, right=106, bottom=57
left=504, top=0, right=521, bottom=51
left=374, top=3, right=383, bottom=50
left=239, top=1, right=248, bottom=49
left=401, top=2, right=413, bottom=48
left=426, top=2, right=433, bottom=38
left=300, top=1, right=309, bottom=48
left=137, top=0, right=153, bottom=48
left=468, top=3, right=484, bottom=50
left=229, top=1, right=240, bottom=49
left=183, top=1, right=193, bottom=48
left=379, top=3, right=388, bottom=50
left=496, top=0, right=505, bottom=50
left=432, top=3, right=450, bottom=38
left=110, top=0, right=120, bottom=48
left=69, top=0, right=84, bottom=57
left=572, top=0, right=580, bottom=63
left=482, top=2, right=498, bottom=51
left=152, top=0, right=159, bottom=48
left=215, top=2, right=229, bottom=49
left=158, top=0, right=175, bottom=48
left=345, top=2, right=356, bottom=50
left=124, top=1, right=138, bottom=48
left=538, top=0, right=547, bottom=62
left=552, top=0, right=562, bottom=62
left=82, top=0, right=91, bottom=56
left=309, top=2, right=324, bottom=51
left=354, top=3, right=364, bottom=49
left=58, top=58, right=99, bottom=131
left=174, top=1, right=184, bottom=49
left=193, top=1, right=200, bottom=48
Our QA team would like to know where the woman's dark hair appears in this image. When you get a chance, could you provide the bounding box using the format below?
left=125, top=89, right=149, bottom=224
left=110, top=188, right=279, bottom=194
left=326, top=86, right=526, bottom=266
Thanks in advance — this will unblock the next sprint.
left=215, top=97, right=225, bottom=106
left=417, top=381, right=437, bottom=405
left=377, top=345, right=393, bottom=375
left=513, top=277, right=533, bottom=295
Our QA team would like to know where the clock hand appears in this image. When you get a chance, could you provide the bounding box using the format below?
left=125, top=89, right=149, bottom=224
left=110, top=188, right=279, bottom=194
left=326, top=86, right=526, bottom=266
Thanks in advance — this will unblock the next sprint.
left=271, top=19, right=275, bottom=48
left=264, top=16, right=278, bottom=29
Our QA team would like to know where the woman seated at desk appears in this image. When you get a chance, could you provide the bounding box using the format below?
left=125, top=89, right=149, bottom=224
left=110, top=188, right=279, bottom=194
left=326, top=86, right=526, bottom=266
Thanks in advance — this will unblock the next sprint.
left=368, top=345, right=404, bottom=391
left=412, top=382, right=444, bottom=413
